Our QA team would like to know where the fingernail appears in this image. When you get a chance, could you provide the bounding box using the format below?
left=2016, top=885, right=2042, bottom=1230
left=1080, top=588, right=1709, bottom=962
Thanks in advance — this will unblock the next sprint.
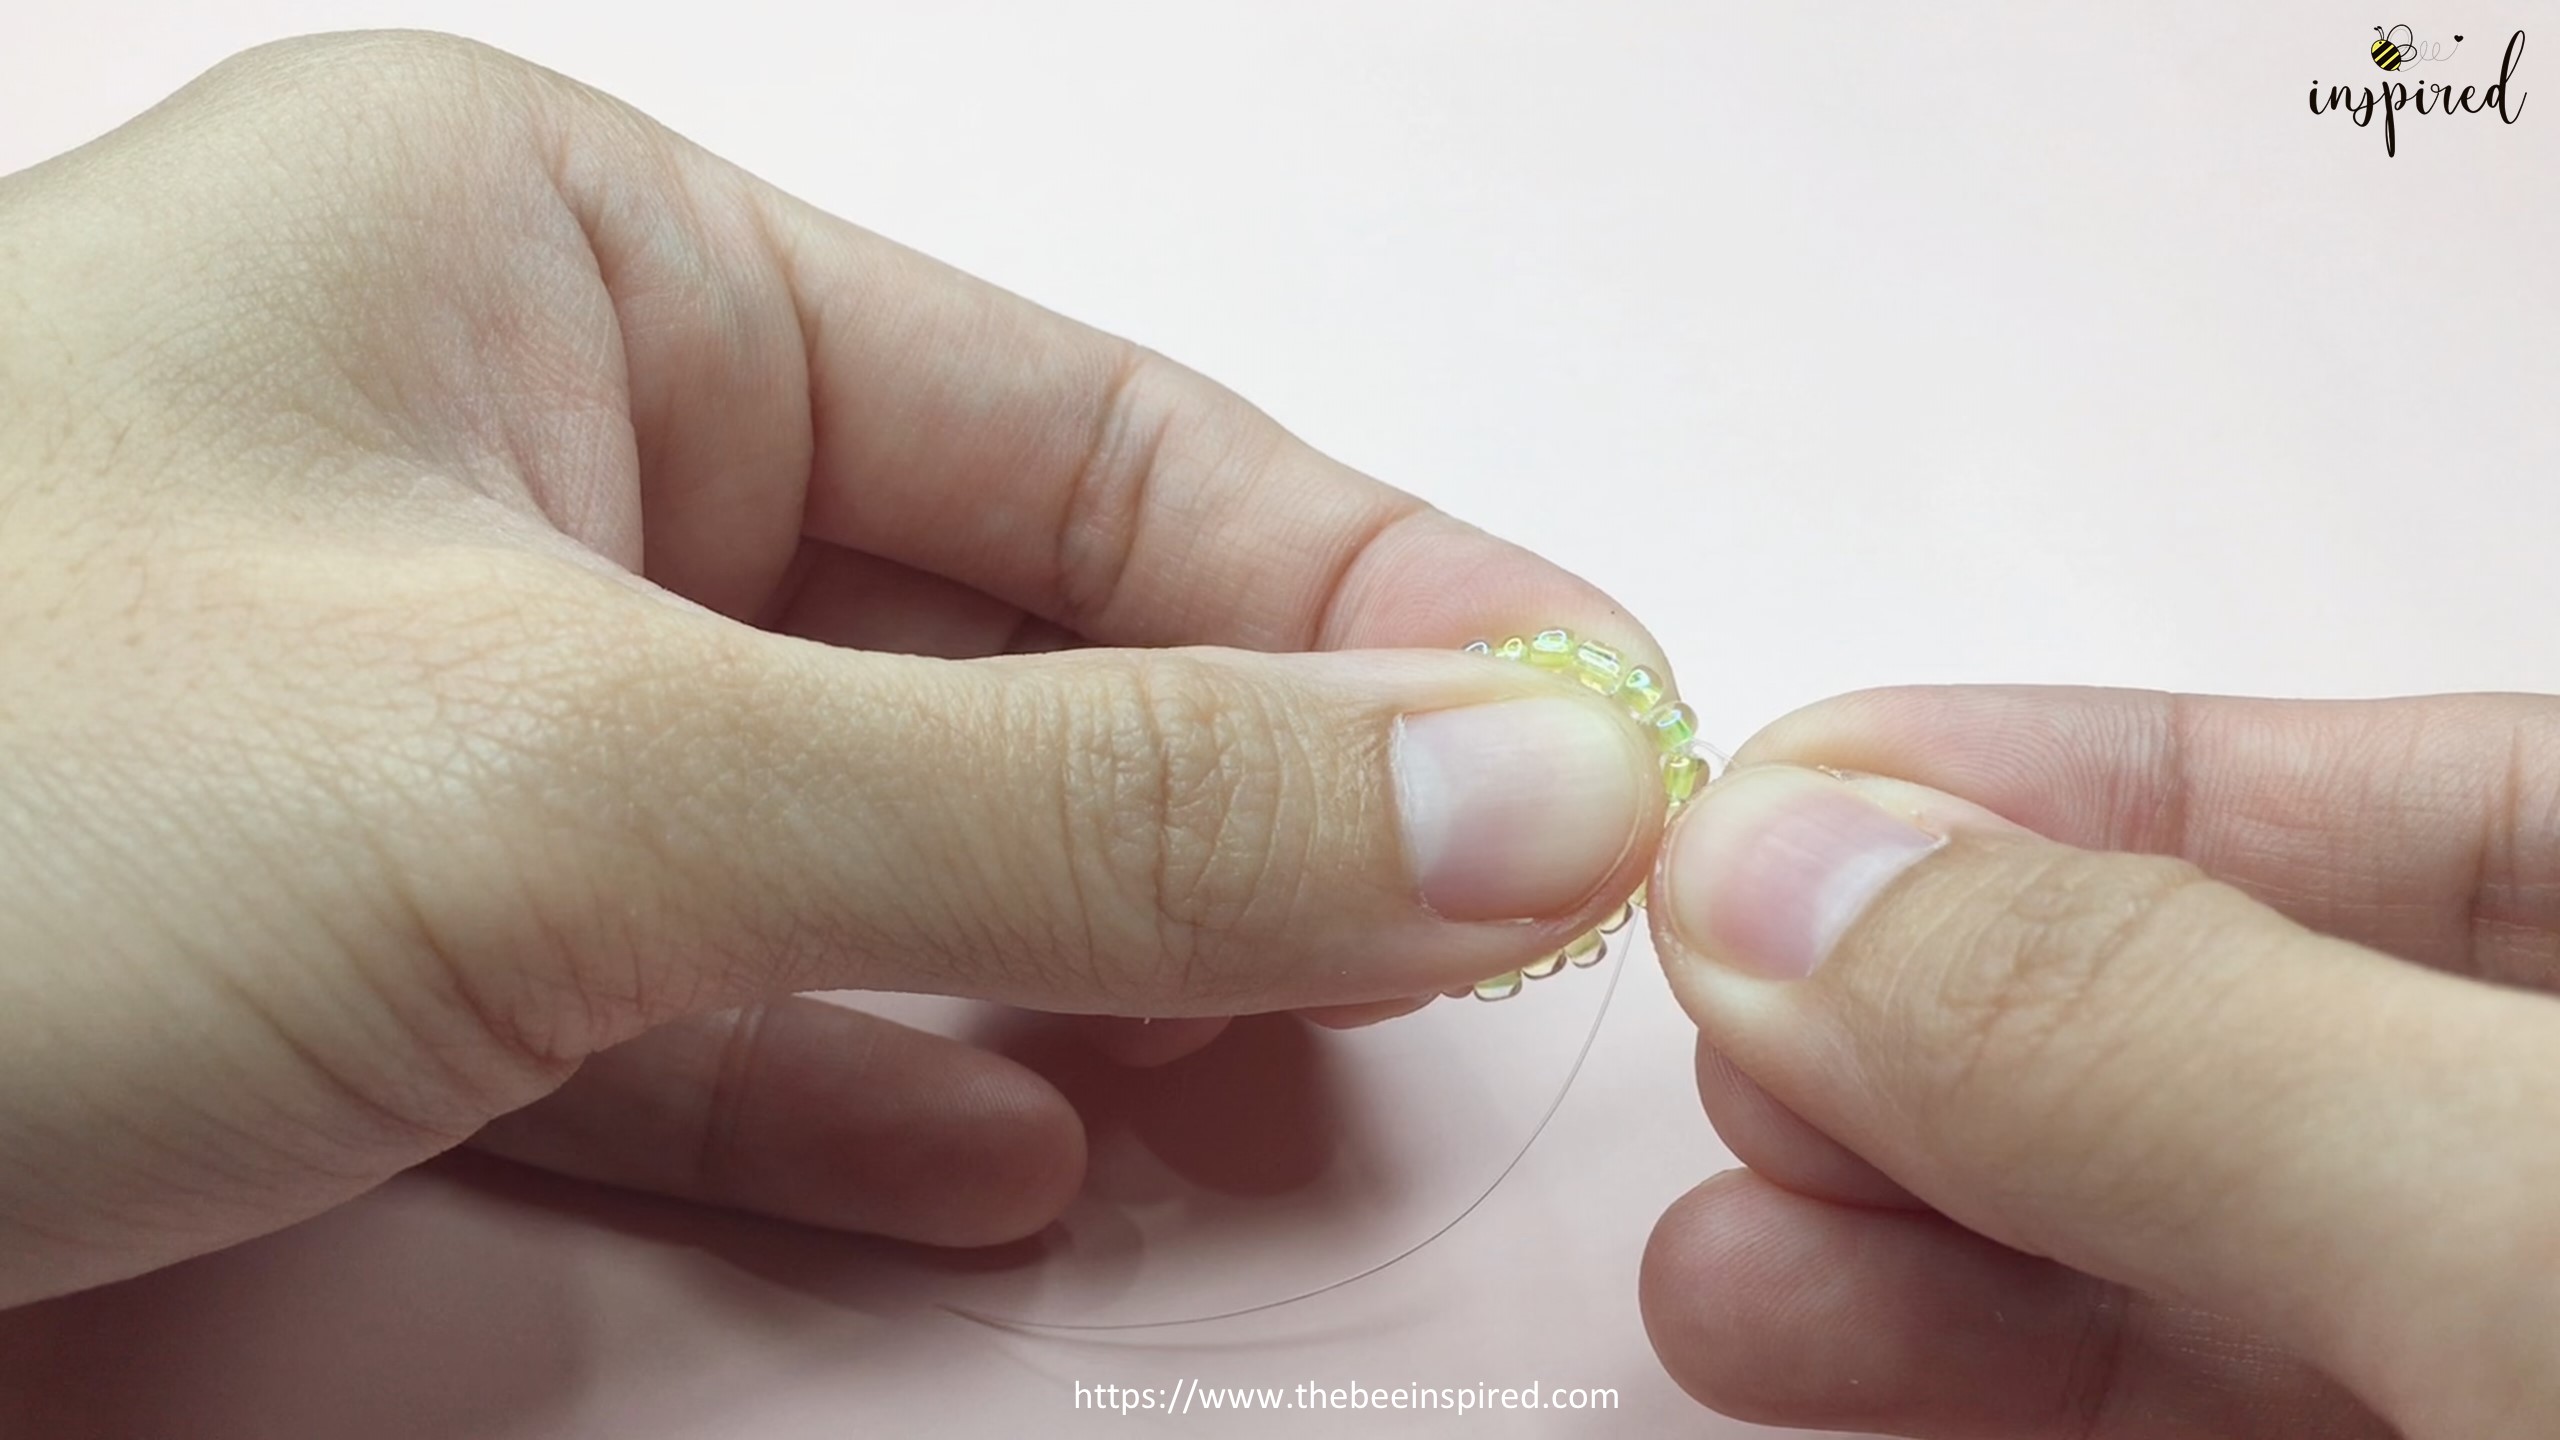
left=1662, top=764, right=1943, bottom=980
left=1393, top=696, right=1652, bottom=922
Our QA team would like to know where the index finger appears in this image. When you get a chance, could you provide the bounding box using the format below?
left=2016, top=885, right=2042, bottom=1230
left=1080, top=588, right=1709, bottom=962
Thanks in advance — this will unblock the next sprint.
left=1733, top=686, right=2560, bottom=985
left=746, top=187, right=1669, bottom=671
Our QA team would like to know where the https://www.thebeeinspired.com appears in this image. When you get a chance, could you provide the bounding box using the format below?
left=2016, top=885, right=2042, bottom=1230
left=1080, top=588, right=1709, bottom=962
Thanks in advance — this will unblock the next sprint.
left=1073, top=1379, right=1620, bottom=1417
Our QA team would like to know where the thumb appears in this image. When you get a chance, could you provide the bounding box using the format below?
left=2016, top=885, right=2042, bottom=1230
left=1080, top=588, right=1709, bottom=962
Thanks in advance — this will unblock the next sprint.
left=1650, top=762, right=2560, bottom=1438
left=477, top=626, right=1668, bottom=1033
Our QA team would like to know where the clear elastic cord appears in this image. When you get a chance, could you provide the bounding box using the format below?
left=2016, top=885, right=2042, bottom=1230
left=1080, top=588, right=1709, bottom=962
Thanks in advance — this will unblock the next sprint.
left=884, top=734, right=1727, bottom=1333
left=924, top=945, right=1630, bottom=1331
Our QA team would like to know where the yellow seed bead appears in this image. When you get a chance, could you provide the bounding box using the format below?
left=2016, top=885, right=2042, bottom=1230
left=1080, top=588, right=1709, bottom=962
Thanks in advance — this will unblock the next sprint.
left=1629, top=880, right=1648, bottom=910
left=1495, top=635, right=1528, bottom=661
left=1664, top=751, right=1704, bottom=806
left=1571, top=640, right=1625, bottom=696
left=1472, top=970, right=1524, bottom=1001
left=1646, top=700, right=1699, bottom=754
left=1527, top=628, right=1575, bottom=668
left=1564, top=930, right=1605, bottom=966
left=1621, top=666, right=1666, bottom=719
left=1522, top=950, right=1566, bottom=980
left=1596, top=900, right=1632, bottom=934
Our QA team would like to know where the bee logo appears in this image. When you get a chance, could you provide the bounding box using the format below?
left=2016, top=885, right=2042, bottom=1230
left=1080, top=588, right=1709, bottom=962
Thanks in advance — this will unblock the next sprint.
left=2372, top=24, right=2465, bottom=70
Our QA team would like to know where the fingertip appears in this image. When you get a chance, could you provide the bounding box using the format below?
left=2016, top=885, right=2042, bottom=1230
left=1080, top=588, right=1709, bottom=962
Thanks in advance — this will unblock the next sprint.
left=1394, top=692, right=1662, bottom=923
left=925, top=1062, right=1088, bottom=1246
left=751, top=1021, right=1091, bottom=1249
left=1639, top=1169, right=1824, bottom=1422
left=1653, top=763, right=1952, bottom=987
left=466, top=1002, right=1091, bottom=1250
left=1642, top=1169, right=2076, bottom=1432
left=1642, top=1168, right=2392, bottom=1438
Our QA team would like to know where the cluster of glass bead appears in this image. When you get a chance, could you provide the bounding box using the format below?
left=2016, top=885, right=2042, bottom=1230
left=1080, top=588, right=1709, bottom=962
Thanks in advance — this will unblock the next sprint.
left=1447, top=628, right=1712, bottom=1002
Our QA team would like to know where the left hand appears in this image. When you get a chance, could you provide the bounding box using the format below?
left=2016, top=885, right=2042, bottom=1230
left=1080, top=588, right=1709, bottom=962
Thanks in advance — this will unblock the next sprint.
left=0, top=30, right=1671, bottom=1304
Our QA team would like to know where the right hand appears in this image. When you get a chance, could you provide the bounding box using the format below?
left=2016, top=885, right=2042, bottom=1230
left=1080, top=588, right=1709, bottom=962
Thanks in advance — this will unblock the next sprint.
left=1641, top=686, right=2560, bottom=1440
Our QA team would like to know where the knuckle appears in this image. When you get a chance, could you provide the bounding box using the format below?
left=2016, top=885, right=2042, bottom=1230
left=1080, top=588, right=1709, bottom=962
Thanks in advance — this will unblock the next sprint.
left=686, top=1005, right=778, bottom=1200
left=1054, top=651, right=1302, bottom=1005
left=99, top=34, right=556, bottom=411
left=1051, top=343, right=1178, bottom=632
left=201, top=30, right=523, bottom=119
left=173, top=33, right=550, bottom=230
left=1049, top=349, right=1284, bottom=637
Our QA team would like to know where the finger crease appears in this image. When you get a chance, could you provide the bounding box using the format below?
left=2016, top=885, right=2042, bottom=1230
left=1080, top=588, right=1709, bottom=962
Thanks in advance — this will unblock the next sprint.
left=690, top=1005, right=776, bottom=1198
left=2464, top=714, right=2525, bottom=964
left=1306, top=499, right=1431, bottom=652
left=2153, top=689, right=2198, bottom=858
left=2060, top=1279, right=2135, bottom=1440
left=1051, top=343, right=1166, bottom=636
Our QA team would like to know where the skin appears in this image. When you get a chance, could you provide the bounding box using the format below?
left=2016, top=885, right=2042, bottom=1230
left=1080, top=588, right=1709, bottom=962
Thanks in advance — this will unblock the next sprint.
left=0, top=31, right=1673, bottom=1305
left=6, top=33, right=2550, bottom=1439
left=1642, top=689, right=2560, bottom=1438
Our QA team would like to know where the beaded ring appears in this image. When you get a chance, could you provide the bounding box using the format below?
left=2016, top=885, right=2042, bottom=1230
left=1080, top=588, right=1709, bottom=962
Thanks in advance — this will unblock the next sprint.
left=1445, top=628, right=1714, bottom=1001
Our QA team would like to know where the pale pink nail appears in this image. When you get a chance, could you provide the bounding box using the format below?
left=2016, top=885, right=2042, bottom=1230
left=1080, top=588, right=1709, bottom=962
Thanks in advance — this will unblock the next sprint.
left=1662, top=765, right=1944, bottom=980
left=1392, top=697, right=1650, bottom=922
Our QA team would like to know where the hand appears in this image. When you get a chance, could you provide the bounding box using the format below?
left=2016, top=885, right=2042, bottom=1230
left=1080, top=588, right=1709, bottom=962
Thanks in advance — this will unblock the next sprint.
left=1639, top=686, right=2560, bottom=1439
left=0, top=32, right=1671, bottom=1306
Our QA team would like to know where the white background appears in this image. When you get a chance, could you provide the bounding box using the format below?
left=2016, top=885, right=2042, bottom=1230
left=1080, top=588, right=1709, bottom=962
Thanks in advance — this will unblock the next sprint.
left=4, top=4, right=2553, bottom=1436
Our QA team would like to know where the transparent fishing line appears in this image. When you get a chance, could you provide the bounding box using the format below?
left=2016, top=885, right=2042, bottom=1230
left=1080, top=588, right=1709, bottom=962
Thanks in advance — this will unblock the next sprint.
left=859, top=631, right=1723, bottom=1331
left=837, top=934, right=1631, bottom=1332
left=941, top=939, right=1636, bottom=1332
